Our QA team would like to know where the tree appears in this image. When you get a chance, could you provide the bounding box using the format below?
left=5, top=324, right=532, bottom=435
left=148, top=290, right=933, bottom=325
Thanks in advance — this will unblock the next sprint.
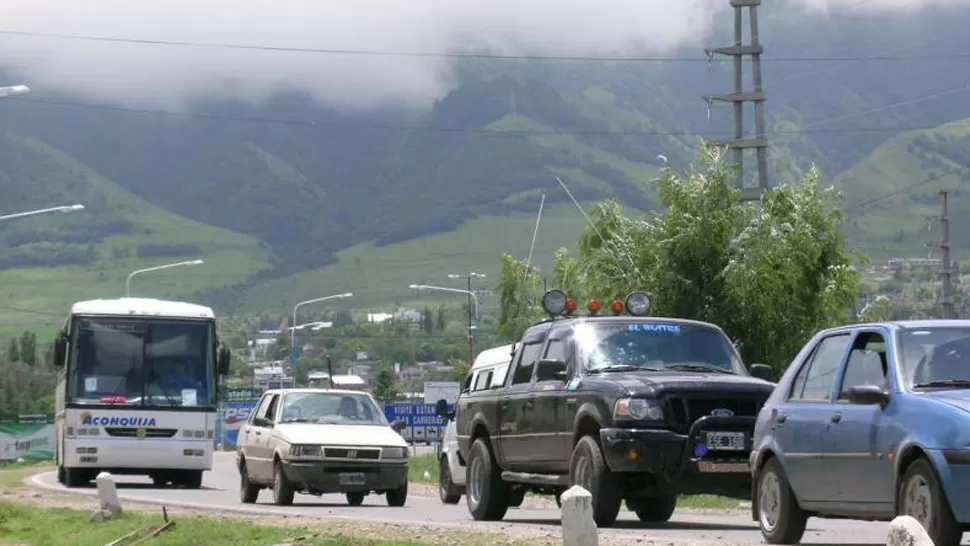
left=371, top=366, right=398, bottom=401
left=422, top=306, right=434, bottom=335
left=450, top=359, right=471, bottom=382
left=496, top=254, right=545, bottom=341
left=7, top=338, right=19, bottom=363
left=500, top=147, right=863, bottom=372
left=19, top=331, right=37, bottom=367
left=436, top=306, right=446, bottom=331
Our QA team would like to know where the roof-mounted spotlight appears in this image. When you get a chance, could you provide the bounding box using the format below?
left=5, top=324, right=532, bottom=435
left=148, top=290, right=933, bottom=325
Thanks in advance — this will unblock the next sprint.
left=625, top=291, right=651, bottom=317
left=541, top=289, right=567, bottom=317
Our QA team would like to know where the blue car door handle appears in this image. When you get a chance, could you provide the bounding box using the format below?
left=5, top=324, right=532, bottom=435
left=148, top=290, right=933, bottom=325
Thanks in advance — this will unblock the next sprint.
left=830, top=412, right=842, bottom=423
left=774, top=413, right=787, bottom=424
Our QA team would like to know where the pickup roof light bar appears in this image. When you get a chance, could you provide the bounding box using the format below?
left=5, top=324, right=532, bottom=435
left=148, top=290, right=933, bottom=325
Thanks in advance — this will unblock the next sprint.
left=540, top=289, right=651, bottom=318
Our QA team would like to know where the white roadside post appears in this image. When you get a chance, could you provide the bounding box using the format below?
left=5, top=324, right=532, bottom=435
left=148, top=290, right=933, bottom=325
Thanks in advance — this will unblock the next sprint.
left=560, top=485, right=598, bottom=546
left=93, top=472, right=123, bottom=520
left=887, top=515, right=934, bottom=546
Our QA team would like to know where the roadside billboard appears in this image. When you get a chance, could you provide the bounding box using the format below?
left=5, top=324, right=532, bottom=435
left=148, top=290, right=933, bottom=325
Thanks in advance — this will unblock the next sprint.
left=0, top=414, right=55, bottom=461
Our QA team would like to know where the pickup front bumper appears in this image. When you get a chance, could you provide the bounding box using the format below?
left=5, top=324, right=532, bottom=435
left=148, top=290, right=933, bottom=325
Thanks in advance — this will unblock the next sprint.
left=280, top=459, right=408, bottom=494
left=599, top=416, right=754, bottom=498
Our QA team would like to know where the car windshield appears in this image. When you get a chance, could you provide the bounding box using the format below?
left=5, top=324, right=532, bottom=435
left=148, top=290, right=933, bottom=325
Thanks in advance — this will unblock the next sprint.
left=899, top=327, right=970, bottom=390
left=575, top=321, right=745, bottom=375
left=279, top=392, right=388, bottom=426
left=69, top=317, right=215, bottom=408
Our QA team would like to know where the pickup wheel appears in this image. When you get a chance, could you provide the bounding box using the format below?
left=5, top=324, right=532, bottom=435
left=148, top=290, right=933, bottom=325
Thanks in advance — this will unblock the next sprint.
left=465, top=438, right=509, bottom=521
left=347, top=492, right=366, bottom=506
left=439, top=457, right=461, bottom=504
left=569, top=435, right=623, bottom=528
left=630, top=493, right=677, bottom=522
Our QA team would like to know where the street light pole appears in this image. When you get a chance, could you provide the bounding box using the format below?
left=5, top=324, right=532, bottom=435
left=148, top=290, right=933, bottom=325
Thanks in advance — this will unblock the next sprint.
left=0, top=204, right=84, bottom=222
left=290, top=293, right=354, bottom=379
left=125, top=259, right=204, bottom=297
left=447, top=272, right=485, bottom=367
left=411, top=282, right=482, bottom=368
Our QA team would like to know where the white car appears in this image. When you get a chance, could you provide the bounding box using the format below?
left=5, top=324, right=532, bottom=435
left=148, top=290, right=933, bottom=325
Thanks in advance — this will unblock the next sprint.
left=236, top=388, right=410, bottom=506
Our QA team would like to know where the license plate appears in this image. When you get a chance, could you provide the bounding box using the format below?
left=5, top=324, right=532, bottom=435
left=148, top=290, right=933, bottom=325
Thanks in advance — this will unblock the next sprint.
left=338, top=472, right=365, bottom=486
left=697, top=461, right=749, bottom=473
left=705, top=431, right=746, bottom=451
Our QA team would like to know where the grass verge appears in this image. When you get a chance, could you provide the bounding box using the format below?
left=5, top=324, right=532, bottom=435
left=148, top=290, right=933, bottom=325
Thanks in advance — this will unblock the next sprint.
left=0, top=460, right=53, bottom=488
left=406, top=453, right=743, bottom=511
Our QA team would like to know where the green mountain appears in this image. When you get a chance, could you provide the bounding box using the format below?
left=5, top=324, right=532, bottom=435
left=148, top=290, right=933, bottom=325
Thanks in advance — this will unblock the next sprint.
left=0, top=5, right=969, bottom=325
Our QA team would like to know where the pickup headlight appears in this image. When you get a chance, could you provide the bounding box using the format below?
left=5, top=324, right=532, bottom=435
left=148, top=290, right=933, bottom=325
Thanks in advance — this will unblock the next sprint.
left=288, top=444, right=323, bottom=458
left=381, top=446, right=409, bottom=459
left=613, top=398, right=664, bottom=422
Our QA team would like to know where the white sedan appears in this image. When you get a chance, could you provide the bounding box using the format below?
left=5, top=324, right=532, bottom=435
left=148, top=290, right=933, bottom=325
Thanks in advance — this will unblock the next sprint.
left=236, top=388, right=410, bottom=506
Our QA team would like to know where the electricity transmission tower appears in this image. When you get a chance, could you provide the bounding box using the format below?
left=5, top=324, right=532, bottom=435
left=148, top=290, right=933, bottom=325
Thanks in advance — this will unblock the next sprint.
left=704, top=0, right=768, bottom=203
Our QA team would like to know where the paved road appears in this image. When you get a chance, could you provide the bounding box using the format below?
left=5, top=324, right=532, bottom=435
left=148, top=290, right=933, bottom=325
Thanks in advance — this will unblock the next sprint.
left=29, top=452, right=912, bottom=544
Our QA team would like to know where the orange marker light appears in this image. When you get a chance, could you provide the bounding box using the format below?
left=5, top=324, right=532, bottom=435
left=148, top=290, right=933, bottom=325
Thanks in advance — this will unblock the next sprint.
left=587, top=299, right=601, bottom=314
left=565, top=298, right=577, bottom=313
left=610, top=300, right=624, bottom=315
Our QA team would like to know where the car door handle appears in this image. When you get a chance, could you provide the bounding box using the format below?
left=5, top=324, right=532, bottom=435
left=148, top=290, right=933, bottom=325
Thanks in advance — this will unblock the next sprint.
left=500, top=398, right=510, bottom=410
left=254, top=430, right=262, bottom=436
left=774, top=413, right=787, bottom=424
left=525, top=396, right=536, bottom=409
left=830, top=413, right=843, bottom=423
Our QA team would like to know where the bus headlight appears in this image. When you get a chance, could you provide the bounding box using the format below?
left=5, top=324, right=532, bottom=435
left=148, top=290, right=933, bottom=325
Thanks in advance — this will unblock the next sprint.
left=381, top=446, right=408, bottom=459
left=289, top=444, right=323, bottom=458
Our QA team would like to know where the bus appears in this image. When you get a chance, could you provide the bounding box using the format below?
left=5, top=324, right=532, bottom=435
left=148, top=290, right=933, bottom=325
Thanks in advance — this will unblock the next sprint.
left=51, top=297, right=231, bottom=488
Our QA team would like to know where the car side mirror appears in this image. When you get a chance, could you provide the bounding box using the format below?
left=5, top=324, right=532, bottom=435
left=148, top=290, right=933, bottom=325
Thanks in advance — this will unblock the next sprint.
left=749, top=364, right=773, bottom=381
left=536, top=358, right=568, bottom=382
left=52, top=335, right=67, bottom=368
left=217, top=343, right=232, bottom=376
left=846, top=384, right=890, bottom=407
left=252, top=417, right=273, bottom=428
left=390, top=419, right=407, bottom=433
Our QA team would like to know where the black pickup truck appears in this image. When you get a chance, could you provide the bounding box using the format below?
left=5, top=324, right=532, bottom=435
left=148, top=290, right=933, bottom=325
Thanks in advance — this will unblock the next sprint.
left=449, top=290, right=775, bottom=527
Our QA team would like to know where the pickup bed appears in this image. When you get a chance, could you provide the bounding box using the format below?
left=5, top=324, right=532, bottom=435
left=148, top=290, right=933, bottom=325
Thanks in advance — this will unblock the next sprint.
left=455, top=301, right=775, bottom=528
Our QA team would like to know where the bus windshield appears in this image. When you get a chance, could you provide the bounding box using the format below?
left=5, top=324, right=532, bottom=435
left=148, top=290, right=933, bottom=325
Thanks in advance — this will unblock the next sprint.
left=68, top=317, right=215, bottom=408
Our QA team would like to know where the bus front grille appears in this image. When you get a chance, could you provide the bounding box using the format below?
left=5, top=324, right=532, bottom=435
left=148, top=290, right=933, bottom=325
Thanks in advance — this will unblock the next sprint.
left=104, top=427, right=178, bottom=438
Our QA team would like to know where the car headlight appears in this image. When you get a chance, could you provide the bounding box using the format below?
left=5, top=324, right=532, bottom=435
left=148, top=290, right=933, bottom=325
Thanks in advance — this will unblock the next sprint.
left=288, top=444, right=323, bottom=458
left=381, top=446, right=408, bottom=459
left=613, top=398, right=664, bottom=422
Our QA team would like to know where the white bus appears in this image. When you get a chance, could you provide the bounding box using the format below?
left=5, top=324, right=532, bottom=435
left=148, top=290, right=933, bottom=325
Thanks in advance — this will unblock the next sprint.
left=51, top=297, right=231, bottom=488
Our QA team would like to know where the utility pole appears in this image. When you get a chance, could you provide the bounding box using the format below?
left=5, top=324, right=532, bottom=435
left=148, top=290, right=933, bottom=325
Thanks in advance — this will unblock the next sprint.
left=940, top=190, right=955, bottom=319
left=703, top=0, right=768, bottom=203
left=448, top=272, right=485, bottom=366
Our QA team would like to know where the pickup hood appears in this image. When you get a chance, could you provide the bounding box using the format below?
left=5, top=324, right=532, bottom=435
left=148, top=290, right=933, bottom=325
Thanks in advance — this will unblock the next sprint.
left=275, top=423, right=407, bottom=448
left=591, top=371, right=775, bottom=398
left=925, top=389, right=970, bottom=414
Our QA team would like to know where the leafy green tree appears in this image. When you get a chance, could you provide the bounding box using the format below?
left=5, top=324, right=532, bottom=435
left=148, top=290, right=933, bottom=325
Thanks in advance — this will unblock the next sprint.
left=497, top=254, right=545, bottom=341
left=422, top=307, right=434, bottom=335
left=450, top=359, right=471, bottom=382
left=19, top=331, right=37, bottom=367
left=7, top=338, right=19, bottom=363
left=436, top=306, right=446, bottom=331
left=371, top=366, right=398, bottom=402
left=858, top=295, right=894, bottom=322
left=500, top=148, right=863, bottom=372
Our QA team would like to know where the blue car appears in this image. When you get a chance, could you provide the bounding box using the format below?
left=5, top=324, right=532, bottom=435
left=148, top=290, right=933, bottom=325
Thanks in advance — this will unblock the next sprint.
left=750, top=320, right=970, bottom=546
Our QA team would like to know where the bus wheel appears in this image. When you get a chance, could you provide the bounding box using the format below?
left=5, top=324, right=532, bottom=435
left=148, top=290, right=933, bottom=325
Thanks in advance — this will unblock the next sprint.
left=57, top=466, right=66, bottom=485
left=63, top=467, right=88, bottom=488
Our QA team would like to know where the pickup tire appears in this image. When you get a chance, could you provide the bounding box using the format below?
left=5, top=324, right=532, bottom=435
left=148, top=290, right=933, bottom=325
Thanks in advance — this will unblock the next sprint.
left=465, top=438, right=509, bottom=521
left=630, top=493, right=677, bottom=522
left=569, top=435, right=623, bottom=528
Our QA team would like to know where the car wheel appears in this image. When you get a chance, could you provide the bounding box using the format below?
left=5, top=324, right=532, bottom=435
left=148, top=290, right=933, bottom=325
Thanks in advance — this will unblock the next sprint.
left=239, top=462, right=259, bottom=504
left=347, top=492, right=366, bottom=506
left=272, top=461, right=295, bottom=506
left=898, top=458, right=962, bottom=546
left=386, top=480, right=408, bottom=507
left=180, top=470, right=203, bottom=489
left=465, top=438, right=509, bottom=521
left=568, top=435, right=622, bottom=528
left=438, top=457, right=461, bottom=504
left=757, top=457, right=808, bottom=544
left=631, top=493, right=677, bottom=523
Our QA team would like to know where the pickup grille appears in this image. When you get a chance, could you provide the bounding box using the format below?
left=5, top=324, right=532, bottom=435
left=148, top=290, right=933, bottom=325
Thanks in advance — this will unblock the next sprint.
left=662, top=394, right=764, bottom=434
left=104, top=427, right=178, bottom=438
left=323, top=447, right=381, bottom=460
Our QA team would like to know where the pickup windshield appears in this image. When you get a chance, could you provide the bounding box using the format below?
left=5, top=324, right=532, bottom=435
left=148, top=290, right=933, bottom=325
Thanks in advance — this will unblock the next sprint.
left=575, top=321, right=744, bottom=375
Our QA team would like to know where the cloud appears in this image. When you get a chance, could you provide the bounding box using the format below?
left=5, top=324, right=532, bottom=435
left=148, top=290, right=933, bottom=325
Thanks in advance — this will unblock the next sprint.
left=0, top=0, right=965, bottom=112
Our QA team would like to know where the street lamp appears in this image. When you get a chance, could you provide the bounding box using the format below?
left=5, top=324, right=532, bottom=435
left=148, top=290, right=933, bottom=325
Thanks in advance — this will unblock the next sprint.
left=448, top=272, right=485, bottom=364
left=125, top=259, right=204, bottom=297
left=290, top=292, right=354, bottom=369
left=0, top=85, right=30, bottom=99
left=409, top=283, right=481, bottom=367
left=0, top=204, right=84, bottom=222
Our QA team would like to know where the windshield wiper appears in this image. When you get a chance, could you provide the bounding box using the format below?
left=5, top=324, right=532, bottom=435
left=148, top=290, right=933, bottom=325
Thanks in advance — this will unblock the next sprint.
left=148, top=368, right=180, bottom=408
left=666, top=363, right=735, bottom=375
left=279, top=418, right=313, bottom=423
left=587, top=365, right=662, bottom=375
left=913, top=379, right=970, bottom=389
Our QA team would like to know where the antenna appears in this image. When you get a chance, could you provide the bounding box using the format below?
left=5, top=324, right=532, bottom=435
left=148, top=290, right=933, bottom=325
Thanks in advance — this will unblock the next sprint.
left=521, top=193, right=545, bottom=287
left=554, top=176, right=644, bottom=285
left=326, top=356, right=334, bottom=390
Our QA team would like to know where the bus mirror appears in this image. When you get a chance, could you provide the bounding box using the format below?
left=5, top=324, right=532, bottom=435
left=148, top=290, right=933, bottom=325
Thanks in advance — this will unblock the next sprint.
left=217, top=344, right=231, bottom=375
left=52, top=335, right=67, bottom=367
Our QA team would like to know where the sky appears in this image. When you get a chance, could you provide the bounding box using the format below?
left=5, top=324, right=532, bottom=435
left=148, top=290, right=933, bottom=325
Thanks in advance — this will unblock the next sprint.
left=0, top=0, right=965, bottom=112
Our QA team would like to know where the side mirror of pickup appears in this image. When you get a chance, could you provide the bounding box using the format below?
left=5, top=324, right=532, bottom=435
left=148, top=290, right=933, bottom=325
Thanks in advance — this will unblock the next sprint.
left=434, top=398, right=453, bottom=420
left=749, top=364, right=773, bottom=382
left=536, top=358, right=568, bottom=382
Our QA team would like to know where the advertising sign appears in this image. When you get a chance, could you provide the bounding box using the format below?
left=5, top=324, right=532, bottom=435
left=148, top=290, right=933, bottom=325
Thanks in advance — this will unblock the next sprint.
left=0, top=414, right=55, bottom=461
left=383, top=403, right=453, bottom=444
left=216, top=387, right=262, bottom=447
left=423, top=381, right=461, bottom=404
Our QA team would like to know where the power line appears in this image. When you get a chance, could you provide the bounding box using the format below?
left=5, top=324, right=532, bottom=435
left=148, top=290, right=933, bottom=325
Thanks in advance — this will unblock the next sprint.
left=1, top=29, right=969, bottom=63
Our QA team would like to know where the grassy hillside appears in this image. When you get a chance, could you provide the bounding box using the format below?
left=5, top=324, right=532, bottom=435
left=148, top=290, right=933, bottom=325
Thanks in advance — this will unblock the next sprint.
left=242, top=203, right=643, bottom=311
left=0, top=134, right=274, bottom=332
left=834, top=119, right=970, bottom=260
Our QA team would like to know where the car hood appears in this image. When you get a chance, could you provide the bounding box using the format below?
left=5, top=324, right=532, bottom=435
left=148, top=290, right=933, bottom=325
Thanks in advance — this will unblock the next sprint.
left=592, top=371, right=775, bottom=398
left=925, top=389, right=970, bottom=414
left=276, top=423, right=407, bottom=447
